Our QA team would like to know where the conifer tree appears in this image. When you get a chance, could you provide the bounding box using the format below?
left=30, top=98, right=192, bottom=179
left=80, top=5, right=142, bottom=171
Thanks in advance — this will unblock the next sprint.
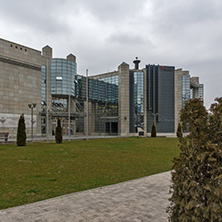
left=151, top=122, right=156, bottom=137
left=209, top=97, right=222, bottom=145
left=176, top=122, right=182, bottom=139
left=17, top=114, right=27, bottom=146
left=55, top=118, right=63, bottom=143
left=168, top=98, right=222, bottom=221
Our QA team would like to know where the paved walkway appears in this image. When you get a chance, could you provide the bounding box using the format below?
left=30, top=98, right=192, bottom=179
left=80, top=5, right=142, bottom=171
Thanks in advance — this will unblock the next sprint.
left=0, top=171, right=172, bottom=222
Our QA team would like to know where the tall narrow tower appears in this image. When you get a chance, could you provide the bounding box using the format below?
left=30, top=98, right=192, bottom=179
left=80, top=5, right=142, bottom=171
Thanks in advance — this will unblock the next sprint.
left=133, top=57, right=141, bottom=70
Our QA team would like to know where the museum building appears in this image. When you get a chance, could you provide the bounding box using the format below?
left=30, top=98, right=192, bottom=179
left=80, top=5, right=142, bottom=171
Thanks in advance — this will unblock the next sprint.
left=0, top=38, right=204, bottom=138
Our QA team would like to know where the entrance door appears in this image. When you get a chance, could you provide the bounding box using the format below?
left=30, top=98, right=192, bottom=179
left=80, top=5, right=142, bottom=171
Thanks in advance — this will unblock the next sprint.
left=111, top=122, right=118, bottom=133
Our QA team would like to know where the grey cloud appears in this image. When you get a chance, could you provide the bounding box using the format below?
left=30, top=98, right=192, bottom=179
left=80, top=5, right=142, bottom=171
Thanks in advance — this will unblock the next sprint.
left=147, top=0, right=222, bottom=64
left=0, top=0, right=70, bottom=34
left=0, top=0, right=147, bottom=35
left=76, top=0, right=147, bottom=22
left=151, top=0, right=222, bottom=29
left=0, top=0, right=221, bottom=107
left=107, top=33, right=149, bottom=46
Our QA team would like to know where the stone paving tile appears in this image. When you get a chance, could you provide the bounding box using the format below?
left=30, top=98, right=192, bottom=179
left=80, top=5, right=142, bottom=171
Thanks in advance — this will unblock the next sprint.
left=0, top=171, right=172, bottom=222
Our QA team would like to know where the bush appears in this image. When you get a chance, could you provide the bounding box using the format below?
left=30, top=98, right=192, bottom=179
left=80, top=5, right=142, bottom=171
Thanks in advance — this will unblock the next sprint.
left=17, top=114, right=27, bottom=146
left=151, top=122, right=156, bottom=137
left=55, top=118, right=63, bottom=144
left=168, top=98, right=222, bottom=221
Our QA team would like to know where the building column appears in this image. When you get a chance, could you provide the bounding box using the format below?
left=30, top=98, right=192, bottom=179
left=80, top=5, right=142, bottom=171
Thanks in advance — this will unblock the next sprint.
left=118, top=62, right=130, bottom=136
left=174, top=69, right=183, bottom=134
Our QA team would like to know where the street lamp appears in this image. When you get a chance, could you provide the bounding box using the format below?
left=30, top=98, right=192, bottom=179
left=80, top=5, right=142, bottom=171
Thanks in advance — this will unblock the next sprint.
left=68, top=65, right=71, bottom=141
left=86, top=69, right=89, bottom=140
left=28, top=103, right=36, bottom=142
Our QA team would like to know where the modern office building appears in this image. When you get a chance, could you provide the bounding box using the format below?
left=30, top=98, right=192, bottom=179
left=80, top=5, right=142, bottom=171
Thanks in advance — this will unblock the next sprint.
left=0, top=38, right=204, bottom=138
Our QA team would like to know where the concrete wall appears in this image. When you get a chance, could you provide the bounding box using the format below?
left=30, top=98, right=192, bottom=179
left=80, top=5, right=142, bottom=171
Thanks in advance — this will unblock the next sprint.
left=0, top=38, right=43, bottom=137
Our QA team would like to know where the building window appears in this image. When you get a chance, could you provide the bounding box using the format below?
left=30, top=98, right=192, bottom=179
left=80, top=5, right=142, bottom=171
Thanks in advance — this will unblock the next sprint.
left=56, top=77, right=63, bottom=81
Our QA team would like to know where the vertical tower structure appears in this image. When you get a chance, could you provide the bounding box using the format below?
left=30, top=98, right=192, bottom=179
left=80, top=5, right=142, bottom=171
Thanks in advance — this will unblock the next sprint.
left=118, top=62, right=130, bottom=136
left=146, top=65, right=175, bottom=133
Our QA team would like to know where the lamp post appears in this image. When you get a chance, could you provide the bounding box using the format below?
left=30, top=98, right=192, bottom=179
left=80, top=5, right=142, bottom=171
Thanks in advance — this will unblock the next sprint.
left=46, top=57, right=49, bottom=141
left=28, top=103, right=36, bottom=142
left=68, top=64, right=71, bottom=141
left=86, top=69, right=89, bottom=140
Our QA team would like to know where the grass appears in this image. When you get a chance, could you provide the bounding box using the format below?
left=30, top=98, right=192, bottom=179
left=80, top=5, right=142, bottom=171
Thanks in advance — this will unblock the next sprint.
left=0, top=137, right=179, bottom=209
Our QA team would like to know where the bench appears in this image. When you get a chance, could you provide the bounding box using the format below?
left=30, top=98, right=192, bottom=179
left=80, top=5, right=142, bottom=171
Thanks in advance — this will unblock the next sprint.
left=0, top=132, right=9, bottom=142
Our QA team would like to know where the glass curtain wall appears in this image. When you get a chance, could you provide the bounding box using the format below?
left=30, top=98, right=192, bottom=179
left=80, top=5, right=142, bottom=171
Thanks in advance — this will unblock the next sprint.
left=133, top=72, right=144, bottom=132
left=75, top=101, right=84, bottom=133
left=75, top=75, right=86, bottom=99
left=75, top=75, right=119, bottom=134
left=51, top=59, right=76, bottom=96
left=52, top=98, right=67, bottom=112
left=199, top=84, right=204, bottom=102
left=182, top=74, right=190, bottom=107
left=50, top=58, right=77, bottom=135
left=89, top=75, right=118, bottom=103
left=93, top=75, right=119, bottom=133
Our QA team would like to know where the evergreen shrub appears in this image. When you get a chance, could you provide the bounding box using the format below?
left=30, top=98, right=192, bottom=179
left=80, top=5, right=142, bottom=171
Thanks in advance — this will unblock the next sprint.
left=55, top=118, right=63, bottom=144
left=17, top=114, right=27, bottom=146
left=168, top=98, right=222, bottom=221
left=176, top=122, right=183, bottom=139
left=151, top=122, right=156, bottom=137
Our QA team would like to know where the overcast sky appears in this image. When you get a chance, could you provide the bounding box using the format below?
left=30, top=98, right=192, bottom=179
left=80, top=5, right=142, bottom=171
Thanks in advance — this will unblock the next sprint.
left=0, top=0, right=221, bottom=108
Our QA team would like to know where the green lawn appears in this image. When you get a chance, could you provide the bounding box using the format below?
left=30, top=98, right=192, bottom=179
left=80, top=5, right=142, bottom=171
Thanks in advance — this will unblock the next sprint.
left=0, top=137, right=179, bottom=209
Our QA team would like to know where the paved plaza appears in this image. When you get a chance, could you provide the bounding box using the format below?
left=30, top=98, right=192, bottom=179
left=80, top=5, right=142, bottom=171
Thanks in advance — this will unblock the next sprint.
left=0, top=171, right=172, bottom=222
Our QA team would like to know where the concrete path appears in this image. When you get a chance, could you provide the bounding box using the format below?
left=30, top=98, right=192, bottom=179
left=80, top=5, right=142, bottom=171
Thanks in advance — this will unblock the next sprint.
left=0, top=171, right=172, bottom=222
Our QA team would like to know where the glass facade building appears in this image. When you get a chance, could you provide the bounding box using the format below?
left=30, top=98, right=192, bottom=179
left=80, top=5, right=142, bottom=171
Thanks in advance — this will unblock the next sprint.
left=44, top=60, right=203, bottom=136
left=146, top=65, right=175, bottom=133
left=40, top=51, right=203, bottom=136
